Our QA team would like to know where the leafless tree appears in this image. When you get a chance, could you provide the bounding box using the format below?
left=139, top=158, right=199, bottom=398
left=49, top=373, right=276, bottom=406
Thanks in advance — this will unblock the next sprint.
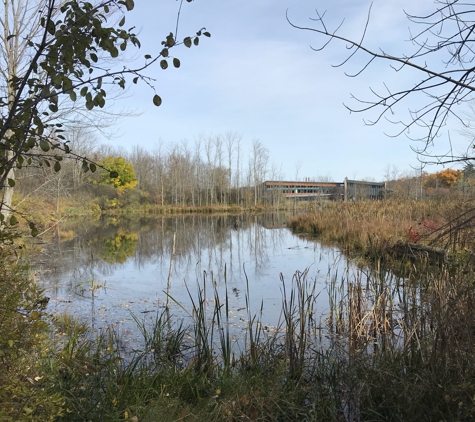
left=288, top=1, right=475, bottom=165
left=224, top=131, right=239, bottom=205
left=251, top=139, right=269, bottom=206
left=294, top=159, right=303, bottom=181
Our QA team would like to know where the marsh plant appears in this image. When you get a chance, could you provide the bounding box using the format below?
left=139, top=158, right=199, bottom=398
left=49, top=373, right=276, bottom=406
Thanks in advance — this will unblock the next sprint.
left=22, top=252, right=471, bottom=422
left=5, top=217, right=475, bottom=422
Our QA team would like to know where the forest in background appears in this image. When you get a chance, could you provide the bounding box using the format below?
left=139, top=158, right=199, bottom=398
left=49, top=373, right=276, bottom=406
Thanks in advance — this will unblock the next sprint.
left=13, top=128, right=475, bottom=222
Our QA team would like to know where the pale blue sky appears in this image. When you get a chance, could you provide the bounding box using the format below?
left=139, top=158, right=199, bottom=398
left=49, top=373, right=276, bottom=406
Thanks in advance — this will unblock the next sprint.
left=101, top=0, right=471, bottom=181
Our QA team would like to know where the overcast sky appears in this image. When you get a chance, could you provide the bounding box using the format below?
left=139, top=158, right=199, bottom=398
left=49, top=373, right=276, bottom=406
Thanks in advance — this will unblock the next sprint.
left=100, top=0, right=472, bottom=182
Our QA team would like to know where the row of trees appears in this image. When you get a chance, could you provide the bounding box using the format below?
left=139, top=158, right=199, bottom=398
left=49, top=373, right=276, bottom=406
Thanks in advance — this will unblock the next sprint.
left=384, top=164, right=475, bottom=199
left=14, top=130, right=281, bottom=210
left=16, top=126, right=475, bottom=211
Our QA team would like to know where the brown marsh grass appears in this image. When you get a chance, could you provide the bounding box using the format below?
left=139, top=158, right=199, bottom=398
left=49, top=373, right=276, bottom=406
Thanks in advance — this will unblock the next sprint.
left=289, top=197, right=475, bottom=257
left=10, top=197, right=475, bottom=421
left=35, top=256, right=475, bottom=422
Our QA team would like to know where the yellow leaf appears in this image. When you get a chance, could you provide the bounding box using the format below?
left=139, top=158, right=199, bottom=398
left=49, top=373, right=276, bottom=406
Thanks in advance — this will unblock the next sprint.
left=124, top=410, right=129, bottom=419
left=8, top=340, right=13, bottom=347
left=30, top=311, right=39, bottom=320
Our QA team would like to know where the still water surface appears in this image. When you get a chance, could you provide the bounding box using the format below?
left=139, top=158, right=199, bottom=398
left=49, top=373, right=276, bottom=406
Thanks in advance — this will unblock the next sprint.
left=36, top=213, right=358, bottom=345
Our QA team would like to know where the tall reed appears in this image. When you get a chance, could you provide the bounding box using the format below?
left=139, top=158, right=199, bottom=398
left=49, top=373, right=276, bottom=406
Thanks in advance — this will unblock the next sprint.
left=40, top=254, right=475, bottom=421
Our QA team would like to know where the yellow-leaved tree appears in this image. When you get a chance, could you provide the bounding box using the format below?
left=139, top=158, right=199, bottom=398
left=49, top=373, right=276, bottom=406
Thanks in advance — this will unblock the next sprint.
left=98, top=156, right=138, bottom=194
left=424, top=169, right=463, bottom=189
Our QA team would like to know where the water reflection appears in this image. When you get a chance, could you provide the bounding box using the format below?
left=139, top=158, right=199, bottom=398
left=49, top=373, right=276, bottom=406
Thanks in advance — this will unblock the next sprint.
left=36, top=213, right=351, bottom=342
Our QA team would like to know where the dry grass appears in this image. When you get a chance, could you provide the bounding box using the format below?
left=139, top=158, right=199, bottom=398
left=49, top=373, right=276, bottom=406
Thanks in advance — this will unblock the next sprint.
left=289, top=198, right=475, bottom=256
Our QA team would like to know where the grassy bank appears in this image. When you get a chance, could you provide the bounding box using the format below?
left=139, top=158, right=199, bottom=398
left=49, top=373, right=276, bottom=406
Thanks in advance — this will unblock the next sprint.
left=12, top=193, right=297, bottom=234
left=289, top=198, right=475, bottom=259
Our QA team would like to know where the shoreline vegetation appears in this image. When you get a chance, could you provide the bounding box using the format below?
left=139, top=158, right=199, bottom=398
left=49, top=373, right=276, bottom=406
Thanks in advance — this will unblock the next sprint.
left=12, top=193, right=306, bottom=235
left=3, top=198, right=475, bottom=421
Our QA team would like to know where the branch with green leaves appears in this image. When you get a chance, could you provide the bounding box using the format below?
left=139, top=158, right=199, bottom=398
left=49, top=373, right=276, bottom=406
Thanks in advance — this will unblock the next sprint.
left=0, top=0, right=210, bottom=233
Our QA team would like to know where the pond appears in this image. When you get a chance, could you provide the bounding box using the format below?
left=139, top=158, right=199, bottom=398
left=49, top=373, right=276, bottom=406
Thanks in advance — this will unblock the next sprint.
left=35, top=213, right=360, bottom=347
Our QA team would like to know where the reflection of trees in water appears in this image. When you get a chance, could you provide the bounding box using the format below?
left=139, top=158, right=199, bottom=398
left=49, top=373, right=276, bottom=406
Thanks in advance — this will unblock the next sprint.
left=135, top=214, right=254, bottom=280
left=36, top=212, right=293, bottom=294
left=96, top=229, right=138, bottom=264
left=241, top=214, right=288, bottom=275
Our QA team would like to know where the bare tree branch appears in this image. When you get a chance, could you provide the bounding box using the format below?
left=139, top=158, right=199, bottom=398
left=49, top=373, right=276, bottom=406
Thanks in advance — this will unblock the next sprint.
left=287, top=0, right=475, bottom=165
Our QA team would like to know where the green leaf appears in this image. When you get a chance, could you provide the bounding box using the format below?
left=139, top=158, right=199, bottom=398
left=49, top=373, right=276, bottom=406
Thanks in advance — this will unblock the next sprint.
left=144, top=54, right=152, bottom=59
left=97, top=95, right=105, bottom=108
left=29, top=222, right=38, bottom=237
left=203, top=32, right=211, bottom=37
left=184, top=37, right=192, bottom=48
left=110, top=170, right=119, bottom=178
left=161, top=48, right=169, bottom=57
left=7, top=178, right=15, bottom=187
left=194, top=37, right=199, bottom=46
left=39, top=140, right=50, bottom=152
left=52, top=74, right=62, bottom=87
left=9, top=215, right=18, bottom=226
left=125, top=0, right=134, bottom=11
left=80, top=86, right=88, bottom=96
left=69, top=91, right=77, bottom=101
left=173, top=58, right=180, bottom=68
left=133, top=77, right=139, bottom=84
left=63, top=76, right=72, bottom=91
left=165, top=33, right=175, bottom=47
left=104, top=5, right=109, bottom=13
left=110, top=47, right=119, bottom=58
left=54, top=161, right=61, bottom=172
left=153, top=94, right=162, bottom=107
left=160, top=59, right=168, bottom=69
left=90, top=163, right=97, bottom=172
left=90, top=53, right=98, bottom=63
left=46, top=20, right=55, bottom=35
left=119, top=16, right=125, bottom=27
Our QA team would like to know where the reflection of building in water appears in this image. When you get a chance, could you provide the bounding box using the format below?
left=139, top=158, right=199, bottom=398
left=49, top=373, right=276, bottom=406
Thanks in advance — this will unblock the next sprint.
left=261, top=178, right=385, bottom=202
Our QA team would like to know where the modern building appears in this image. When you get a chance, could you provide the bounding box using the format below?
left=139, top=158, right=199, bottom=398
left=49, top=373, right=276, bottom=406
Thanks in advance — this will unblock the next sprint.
left=262, top=178, right=385, bottom=201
